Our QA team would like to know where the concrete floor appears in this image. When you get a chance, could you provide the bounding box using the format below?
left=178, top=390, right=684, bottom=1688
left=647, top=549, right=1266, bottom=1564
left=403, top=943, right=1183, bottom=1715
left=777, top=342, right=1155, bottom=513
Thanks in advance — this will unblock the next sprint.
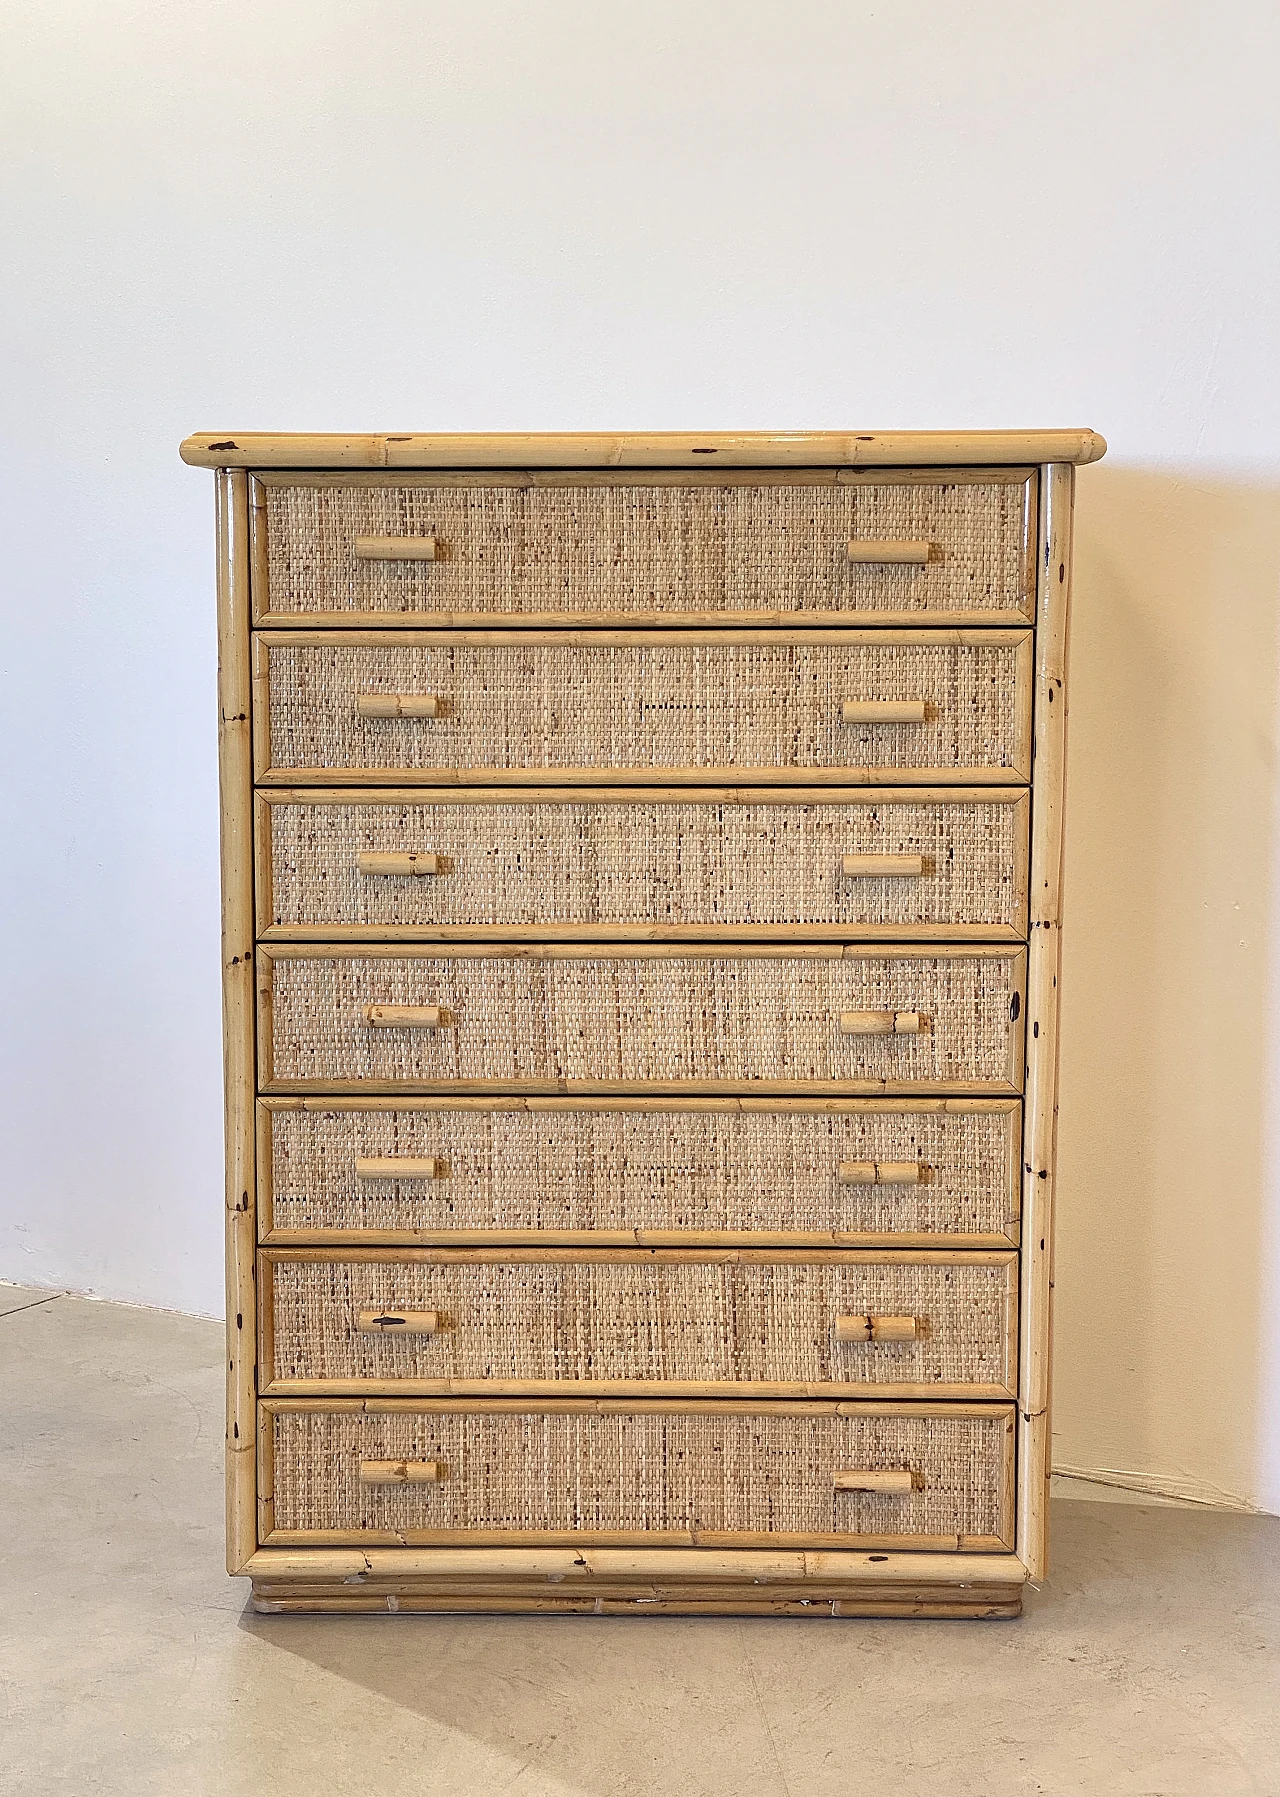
left=2, top=1281, right=1277, bottom=1797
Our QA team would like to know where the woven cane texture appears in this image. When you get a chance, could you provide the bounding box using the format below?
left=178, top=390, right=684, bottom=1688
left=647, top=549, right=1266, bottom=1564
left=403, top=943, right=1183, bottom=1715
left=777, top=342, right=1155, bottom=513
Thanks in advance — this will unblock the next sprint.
left=264, top=951, right=1021, bottom=1091
left=266, top=1254, right=1015, bottom=1392
left=266, top=797, right=1023, bottom=935
left=266, top=1103, right=1018, bottom=1240
left=267, top=1404, right=1014, bottom=1544
left=262, top=636, right=1024, bottom=776
left=263, top=478, right=1033, bottom=618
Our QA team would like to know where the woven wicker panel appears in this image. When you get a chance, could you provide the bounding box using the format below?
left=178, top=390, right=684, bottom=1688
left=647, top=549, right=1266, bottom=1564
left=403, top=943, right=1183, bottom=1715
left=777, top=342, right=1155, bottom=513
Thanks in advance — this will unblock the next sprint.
left=264, top=951, right=1021, bottom=1090
left=267, top=1404, right=1013, bottom=1544
left=266, top=1255, right=1015, bottom=1391
left=266, top=1103, right=1018, bottom=1239
left=263, top=636, right=1024, bottom=775
left=263, top=479, right=1032, bottom=617
left=266, top=797, right=1022, bottom=934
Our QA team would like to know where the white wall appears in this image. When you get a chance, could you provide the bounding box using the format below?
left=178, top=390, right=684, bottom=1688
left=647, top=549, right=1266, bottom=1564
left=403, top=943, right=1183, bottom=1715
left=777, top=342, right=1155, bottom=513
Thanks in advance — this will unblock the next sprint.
left=2, top=1, right=1277, bottom=1510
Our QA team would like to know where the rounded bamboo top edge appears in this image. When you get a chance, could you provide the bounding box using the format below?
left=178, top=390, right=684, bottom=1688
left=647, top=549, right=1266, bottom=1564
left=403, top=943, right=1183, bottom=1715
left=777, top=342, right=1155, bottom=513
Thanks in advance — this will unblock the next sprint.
left=178, top=429, right=1108, bottom=470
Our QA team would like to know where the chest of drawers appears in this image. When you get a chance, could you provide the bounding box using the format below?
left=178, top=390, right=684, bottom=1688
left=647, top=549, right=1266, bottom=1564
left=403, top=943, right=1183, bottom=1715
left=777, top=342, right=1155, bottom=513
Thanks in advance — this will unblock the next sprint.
left=183, top=428, right=1104, bottom=1617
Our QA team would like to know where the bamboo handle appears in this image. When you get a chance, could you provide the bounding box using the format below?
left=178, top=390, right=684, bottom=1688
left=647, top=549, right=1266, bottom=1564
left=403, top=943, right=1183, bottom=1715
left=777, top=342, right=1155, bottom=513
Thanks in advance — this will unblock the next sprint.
left=356, top=1156, right=447, bottom=1181
left=835, top=1314, right=922, bottom=1342
left=354, top=535, right=438, bottom=561
left=357, top=694, right=449, bottom=719
left=847, top=539, right=932, bottom=565
left=359, top=1459, right=448, bottom=1485
left=839, top=1011, right=922, bottom=1036
left=358, top=851, right=453, bottom=877
left=838, top=1160, right=922, bottom=1186
left=356, top=1309, right=445, bottom=1334
left=833, top=1469, right=919, bottom=1494
left=841, top=700, right=928, bottom=725
left=841, top=854, right=926, bottom=878
left=364, top=1004, right=454, bottom=1029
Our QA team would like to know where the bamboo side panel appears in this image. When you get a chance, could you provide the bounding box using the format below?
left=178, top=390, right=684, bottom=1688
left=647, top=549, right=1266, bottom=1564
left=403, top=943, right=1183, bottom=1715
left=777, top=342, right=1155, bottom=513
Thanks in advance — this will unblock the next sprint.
left=216, top=468, right=258, bottom=1574
left=261, top=1402, right=1016, bottom=1548
left=259, top=1098, right=1022, bottom=1245
left=1018, top=463, right=1076, bottom=1578
left=258, top=946, right=1026, bottom=1096
left=260, top=1250, right=1018, bottom=1397
left=259, top=791, right=1028, bottom=941
left=255, top=630, right=1032, bottom=783
left=255, top=474, right=1036, bottom=622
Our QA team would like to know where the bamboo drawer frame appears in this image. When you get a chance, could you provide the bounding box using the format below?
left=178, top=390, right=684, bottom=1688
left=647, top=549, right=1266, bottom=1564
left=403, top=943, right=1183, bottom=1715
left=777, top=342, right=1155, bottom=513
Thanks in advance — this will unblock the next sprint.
left=256, top=1244, right=1020, bottom=1401
left=196, top=430, right=1097, bottom=1615
left=255, top=1094, right=1024, bottom=1250
left=253, top=785, right=1031, bottom=944
left=250, top=625, right=1035, bottom=789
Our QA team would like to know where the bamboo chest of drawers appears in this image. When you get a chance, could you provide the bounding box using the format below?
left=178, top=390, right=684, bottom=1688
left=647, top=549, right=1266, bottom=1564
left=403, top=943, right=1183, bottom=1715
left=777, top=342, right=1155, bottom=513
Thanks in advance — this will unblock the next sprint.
left=183, top=427, right=1104, bottom=1617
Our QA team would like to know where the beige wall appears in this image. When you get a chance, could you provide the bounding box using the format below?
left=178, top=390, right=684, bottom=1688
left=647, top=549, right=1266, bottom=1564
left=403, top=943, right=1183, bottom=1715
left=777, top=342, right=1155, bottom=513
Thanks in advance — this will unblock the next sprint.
left=1056, top=472, right=1280, bottom=1509
left=2, top=1, right=1277, bottom=1511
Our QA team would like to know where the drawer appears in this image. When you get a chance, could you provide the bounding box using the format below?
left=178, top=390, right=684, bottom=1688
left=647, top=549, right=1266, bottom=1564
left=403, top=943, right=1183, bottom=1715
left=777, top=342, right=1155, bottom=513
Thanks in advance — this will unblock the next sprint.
left=260, top=1248, right=1019, bottom=1399
left=259, top=1398, right=1017, bottom=1549
left=258, top=945, right=1026, bottom=1096
left=250, top=470, right=1037, bottom=627
left=252, top=629, right=1034, bottom=785
left=258, top=1096, right=1022, bottom=1248
left=257, top=788, right=1030, bottom=943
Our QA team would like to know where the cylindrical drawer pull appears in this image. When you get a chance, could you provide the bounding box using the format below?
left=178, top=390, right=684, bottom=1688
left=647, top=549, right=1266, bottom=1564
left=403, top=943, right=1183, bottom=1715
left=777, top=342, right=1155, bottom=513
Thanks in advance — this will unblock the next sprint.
left=839, top=1010, right=922, bottom=1036
left=841, top=854, right=926, bottom=878
left=838, top=1160, right=922, bottom=1186
left=835, top=1314, right=922, bottom=1343
left=359, top=1459, right=448, bottom=1485
left=364, top=1004, right=454, bottom=1030
left=847, top=539, right=932, bottom=565
left=357, top=694, right=449, bottom=719
left=834, top=1468, right=919, bottom=1494
left=358, top=851, right=453, bottom=878
left=357, top=1309, right=444, bottom=1334
left=841, top=699, right=928, bottom=725
left=356, top=1156, right=447, bottom=1181
left=354, top=535, right=438, bottom=561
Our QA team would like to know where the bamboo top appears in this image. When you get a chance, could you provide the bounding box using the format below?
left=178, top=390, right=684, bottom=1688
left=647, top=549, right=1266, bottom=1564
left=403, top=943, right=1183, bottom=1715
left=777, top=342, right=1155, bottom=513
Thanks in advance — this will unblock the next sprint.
left=179, top=429, right=1106, bottom=471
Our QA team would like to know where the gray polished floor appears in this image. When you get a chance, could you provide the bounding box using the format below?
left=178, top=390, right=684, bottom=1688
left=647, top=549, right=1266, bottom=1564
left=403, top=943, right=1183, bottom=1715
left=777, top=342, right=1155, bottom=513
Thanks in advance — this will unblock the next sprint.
left=2, top=1280, right=1277, bottom=1796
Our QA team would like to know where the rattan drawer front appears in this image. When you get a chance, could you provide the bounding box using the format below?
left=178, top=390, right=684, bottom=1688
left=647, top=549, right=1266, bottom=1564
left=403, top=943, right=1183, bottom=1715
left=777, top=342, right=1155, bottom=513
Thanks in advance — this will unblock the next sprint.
left=252, top=470, right=1036, bottom=626
left=260, top=1399, right=1017, bottom=1549
left=258, top=789, right=1029, bottom=943
left=254, top=629, right=1033, bottom=785
left=259, top=946, right=1025, bottom=1096
left=261, top=1249, right=1018, bottom=1398
left=259, top=1097, right=1021, bottom=1247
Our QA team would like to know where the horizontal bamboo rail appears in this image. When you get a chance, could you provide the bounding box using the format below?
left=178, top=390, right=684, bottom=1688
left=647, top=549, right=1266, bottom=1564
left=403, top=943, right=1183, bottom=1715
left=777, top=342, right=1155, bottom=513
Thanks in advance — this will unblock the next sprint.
left=179, top=428, right=1107, bottom=468
left=241, top=1545, right=1027, bottom=1584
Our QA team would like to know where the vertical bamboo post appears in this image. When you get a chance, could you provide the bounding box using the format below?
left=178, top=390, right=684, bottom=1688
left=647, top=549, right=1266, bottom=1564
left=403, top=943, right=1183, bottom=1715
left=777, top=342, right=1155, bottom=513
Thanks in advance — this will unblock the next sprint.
left=217, top=468, right=258, bottom=1574
left=1018, top=463, right=1074, bottom=1578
